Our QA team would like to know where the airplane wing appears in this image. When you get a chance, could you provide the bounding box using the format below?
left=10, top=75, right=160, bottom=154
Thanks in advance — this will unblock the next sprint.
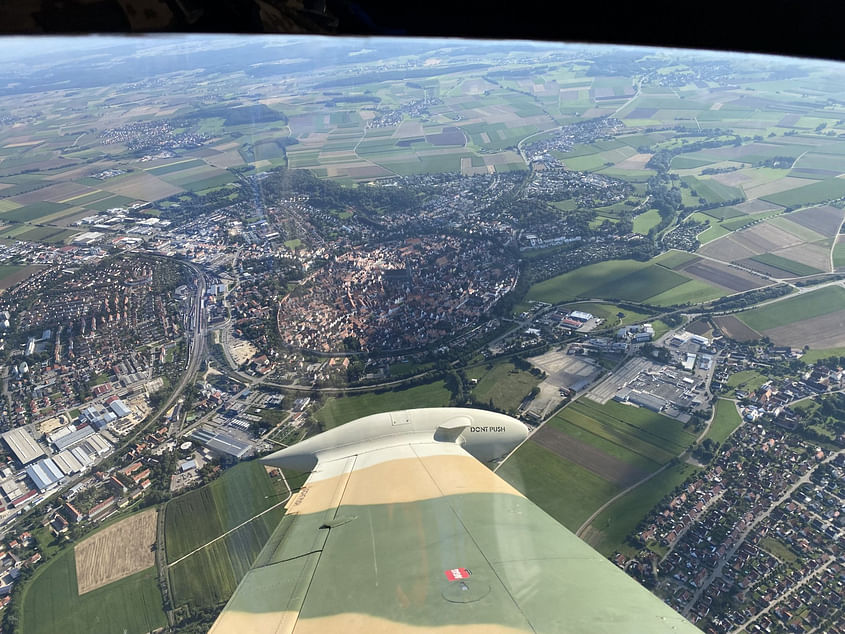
left=211, top=409, right=696, bottom=633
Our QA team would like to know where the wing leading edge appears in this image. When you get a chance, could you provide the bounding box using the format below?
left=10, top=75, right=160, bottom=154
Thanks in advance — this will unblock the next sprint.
left=211, top=408, right=697, bottom=633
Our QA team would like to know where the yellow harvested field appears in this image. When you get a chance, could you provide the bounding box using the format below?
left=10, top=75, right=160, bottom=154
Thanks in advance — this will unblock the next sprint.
left=75, top=508, right=158, bottom=595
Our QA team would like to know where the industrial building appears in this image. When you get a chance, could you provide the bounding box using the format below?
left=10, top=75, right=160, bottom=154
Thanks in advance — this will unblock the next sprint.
left=2, top=428, right=46, bottom=465
left=189, top=427, right=251, bottom=459
left=25, top=458, right=64, bottom=492
left=52, top=426, right=96, bottom=452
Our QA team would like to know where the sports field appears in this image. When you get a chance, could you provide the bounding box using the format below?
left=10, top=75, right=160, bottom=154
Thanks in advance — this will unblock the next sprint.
left=20, top=548, right=166, bottom=634
left=313, top=380, right=451, bottom=428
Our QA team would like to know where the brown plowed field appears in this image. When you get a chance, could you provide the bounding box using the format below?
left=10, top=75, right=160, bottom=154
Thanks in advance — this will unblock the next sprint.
left=532, top=425, right=648, bottom=487
left=787, top=205, right=844, bottom=237
left=678, top=259, right=767, bottom=292
left=731, top=223, right=802, bottom=254
left=75, top=508, right=157, bottom=595
left=737, top=258, right=795, bottom=278
left=762, top=310, right=845, bottom=348
left=773, top=243, right=831, bottom=272
left=699, top=236, right=757, bottom=262
left=713, top=315, right=761, bottom=341
left=732, top=199, right=783, bottom=215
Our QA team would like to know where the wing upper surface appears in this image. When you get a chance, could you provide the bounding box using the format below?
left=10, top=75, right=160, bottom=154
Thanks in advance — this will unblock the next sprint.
left=212, top=441, right=697, bottom=633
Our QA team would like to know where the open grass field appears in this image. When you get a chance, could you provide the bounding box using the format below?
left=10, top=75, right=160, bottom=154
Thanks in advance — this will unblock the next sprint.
left=313, top=380, right=451, bottom=428
left=532, top=421, right=654, bottom=484
left=466, top=361, right=541, bottom=413
left=75, top=508, right=157, bottom=594
left=801, top=347, right=845, bottom=363
left=497, top=440, right=620, bottom=531
left=737, top=285, right=845, bottom=331
left=681, top=175, right=744, bottom=205
left=165, top=460, right=286, bottom=561
left=581, top=461, right=700, bottom=556
left=20, top=547, right=166, bottom=634
left=645, top=278, right=726, bottom=306
left=724, top=370, right=771, bottom=396
left=704, top=399, right=743, bottom=444
left=0, top=264, right=39, bottom=289
left=632, top=208, right=661, bottom=234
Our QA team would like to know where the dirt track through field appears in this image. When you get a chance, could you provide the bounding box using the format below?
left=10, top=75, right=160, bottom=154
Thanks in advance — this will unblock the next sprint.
left=532, top=425, right=648, bottom=487
left=75, top=508, right=157, bottom=595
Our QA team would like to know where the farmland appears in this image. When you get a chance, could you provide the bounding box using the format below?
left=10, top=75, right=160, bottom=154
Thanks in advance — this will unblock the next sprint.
left=497, top=440, right=620, bottom=530
left=164, top=460, right=285, bottom=561
left=524, top=258, right=723, bottom=306
left=581, top=462, right=700, bottom=556
left=165, top=460, right=289, bottom=611
left=499, top=398, right=697, bottom=533
left=75, top=509, right=157, bottom=594
left=19, top=548, right=166, bottom=634
left=736, top=285, right=845, bottom=332
left=313, top=379, right=452, bottom=429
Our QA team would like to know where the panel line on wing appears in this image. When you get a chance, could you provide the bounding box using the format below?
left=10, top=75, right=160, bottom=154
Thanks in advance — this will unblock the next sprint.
left=409, top=444, right=537, bottom=633
left=286, top=454, right=359, bottom=634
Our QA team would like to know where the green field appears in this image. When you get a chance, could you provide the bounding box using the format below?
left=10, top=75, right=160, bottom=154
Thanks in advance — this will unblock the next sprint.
left=761, top=177, right=845, bottom=208
left=645, top=278, right=725, bottom=307
left=20, top=548, right=166, bottom=634
left=314, top=380, right=452, bottom=428
left=681, top=175, right=744, bottom=205
left=0, top=201, right=68, bottom=222
left=724, top=370, right=770, bottom=396
left=563, top=400, right=697, bottom=459
left=800, top=346, right=845, bottom=363
left=704, top=399, right=743, bottom=444
left=497, top=440, right=620, bottom=531
left=749, top=253, right=824, bottom=276
left=654, top=250, right=699, bottom=269
left=833, top=241, right=845, bottom=269
left=525, top=259, right=695, bottom=304
left=585, top=461, right=700, bottom=556
left=165, top=460, right=285, bottom=561
left=760, top=536, right=799, bottom=564
left=165, top=461, right=290, bottom=610
left=466, top=361, right=541, bottom=413
left=632, top=209, right=661, bottom=234
left=737, top=285, right=845, bottom=331
left=169, top=509, right=283, bottom=609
